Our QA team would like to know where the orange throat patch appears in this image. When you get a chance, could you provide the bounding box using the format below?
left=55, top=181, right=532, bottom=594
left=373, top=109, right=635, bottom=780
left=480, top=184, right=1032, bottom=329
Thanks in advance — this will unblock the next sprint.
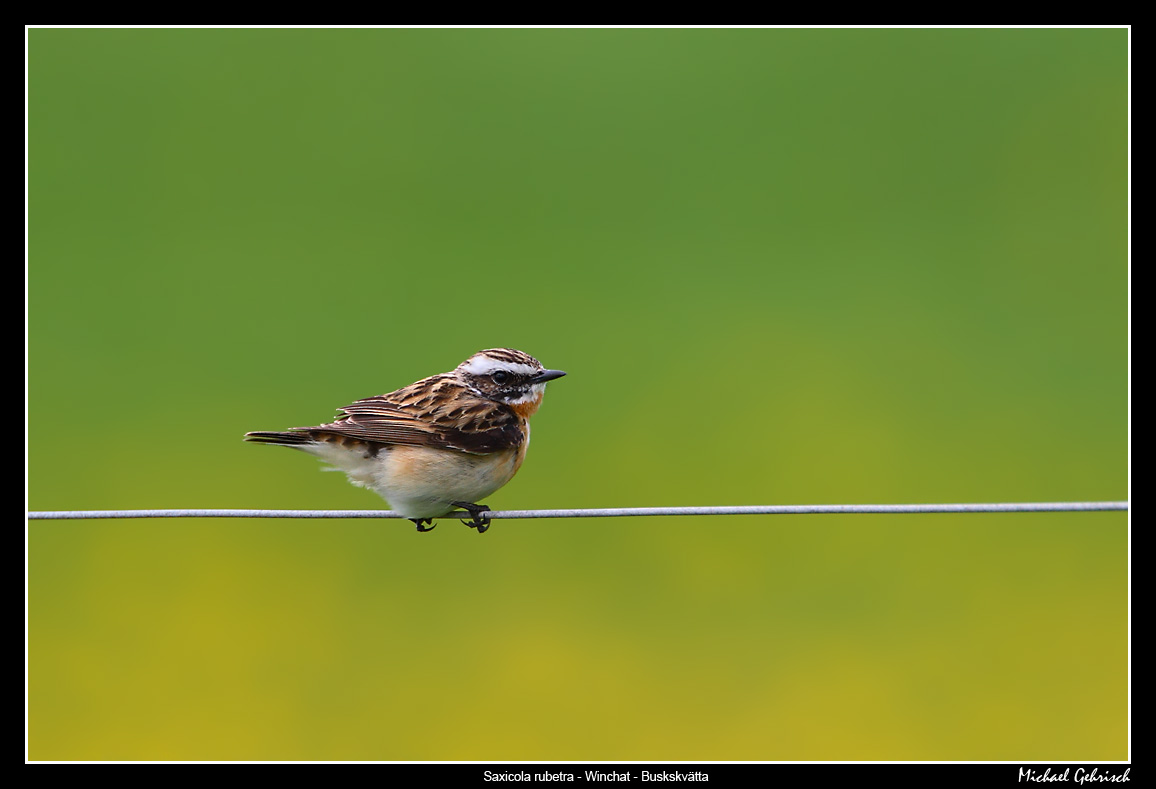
left=507, top=392, right=543, bottom=420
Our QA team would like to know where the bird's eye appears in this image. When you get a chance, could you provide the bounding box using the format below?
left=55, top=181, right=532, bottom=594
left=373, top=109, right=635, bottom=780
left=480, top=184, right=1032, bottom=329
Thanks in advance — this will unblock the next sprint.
left=491, top=371, right=511, bottom=385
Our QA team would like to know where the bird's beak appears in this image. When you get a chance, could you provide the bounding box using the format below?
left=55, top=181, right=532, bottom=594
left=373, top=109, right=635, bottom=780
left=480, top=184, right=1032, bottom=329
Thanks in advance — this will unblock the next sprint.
left=532, top=369, right=567, bottom=384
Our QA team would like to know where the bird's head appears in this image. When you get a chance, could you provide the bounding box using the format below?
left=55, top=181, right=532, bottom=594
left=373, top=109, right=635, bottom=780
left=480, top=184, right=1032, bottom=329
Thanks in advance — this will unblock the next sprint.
left=455, top=348, right=566, bottom=415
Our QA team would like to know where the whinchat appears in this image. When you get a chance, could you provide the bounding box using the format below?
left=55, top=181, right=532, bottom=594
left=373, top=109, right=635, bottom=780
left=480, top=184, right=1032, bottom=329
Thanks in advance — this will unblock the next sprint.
left=244, top=348, right=566, bottom=533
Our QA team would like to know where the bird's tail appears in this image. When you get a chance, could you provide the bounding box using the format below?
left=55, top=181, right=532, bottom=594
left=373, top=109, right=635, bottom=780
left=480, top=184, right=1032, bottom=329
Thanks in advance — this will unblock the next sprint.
left=243, top=430, right=314, bottom=446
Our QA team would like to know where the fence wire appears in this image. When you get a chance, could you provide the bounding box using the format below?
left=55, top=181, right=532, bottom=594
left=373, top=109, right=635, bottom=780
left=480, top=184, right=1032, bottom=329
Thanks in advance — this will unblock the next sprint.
left=27, top=501, right=1128, bottom=520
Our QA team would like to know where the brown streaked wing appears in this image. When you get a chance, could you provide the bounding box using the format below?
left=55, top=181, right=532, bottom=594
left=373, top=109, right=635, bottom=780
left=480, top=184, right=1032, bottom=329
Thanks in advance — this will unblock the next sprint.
left=296, top=377, right=523, bottom=455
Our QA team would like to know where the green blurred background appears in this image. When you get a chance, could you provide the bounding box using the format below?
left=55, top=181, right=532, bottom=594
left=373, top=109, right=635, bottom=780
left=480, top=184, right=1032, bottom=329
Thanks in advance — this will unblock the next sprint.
left=27, top=28, right=1127, bottom=761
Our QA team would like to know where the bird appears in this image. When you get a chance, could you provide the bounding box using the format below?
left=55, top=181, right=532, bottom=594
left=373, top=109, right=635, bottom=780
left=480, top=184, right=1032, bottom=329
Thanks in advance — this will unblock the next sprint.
left=244, top=348, right=566, bottom=533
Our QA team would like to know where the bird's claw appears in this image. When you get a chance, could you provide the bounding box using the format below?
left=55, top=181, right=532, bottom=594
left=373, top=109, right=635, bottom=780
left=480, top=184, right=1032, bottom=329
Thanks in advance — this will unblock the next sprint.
left=411, top=518, right=436, bottom=532
left=452, top=502, right=492, bottom=534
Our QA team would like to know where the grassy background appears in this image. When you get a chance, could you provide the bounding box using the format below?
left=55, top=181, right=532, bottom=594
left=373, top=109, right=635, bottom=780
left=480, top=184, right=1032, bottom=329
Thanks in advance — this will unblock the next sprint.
left=28, top=28, right=1128, bottom=761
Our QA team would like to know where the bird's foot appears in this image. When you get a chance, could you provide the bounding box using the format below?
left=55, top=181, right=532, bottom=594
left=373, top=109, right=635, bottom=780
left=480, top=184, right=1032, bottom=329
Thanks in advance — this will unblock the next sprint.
left=411, top=518, right=436, bottom=532
left=452, top=501, right=492, bottom=534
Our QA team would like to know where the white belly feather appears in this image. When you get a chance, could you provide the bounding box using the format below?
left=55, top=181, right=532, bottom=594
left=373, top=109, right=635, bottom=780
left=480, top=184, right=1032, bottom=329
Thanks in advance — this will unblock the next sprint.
left=301, top=441, right=522, bottom=519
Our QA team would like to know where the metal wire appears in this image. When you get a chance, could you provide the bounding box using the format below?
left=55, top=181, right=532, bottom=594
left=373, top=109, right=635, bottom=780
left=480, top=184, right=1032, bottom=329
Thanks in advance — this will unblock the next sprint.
left=26, top=501, right=1128, bottom=520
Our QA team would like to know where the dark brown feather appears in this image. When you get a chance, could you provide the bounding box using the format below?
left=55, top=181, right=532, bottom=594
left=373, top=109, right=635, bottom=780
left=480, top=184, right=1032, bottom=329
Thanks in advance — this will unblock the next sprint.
left=273, top=373, right=525, bottom=455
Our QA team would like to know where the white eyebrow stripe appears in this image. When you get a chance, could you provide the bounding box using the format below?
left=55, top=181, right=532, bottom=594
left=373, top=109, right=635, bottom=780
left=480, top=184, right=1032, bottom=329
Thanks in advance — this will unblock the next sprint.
left=460, top=357, right=540, bottom=377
